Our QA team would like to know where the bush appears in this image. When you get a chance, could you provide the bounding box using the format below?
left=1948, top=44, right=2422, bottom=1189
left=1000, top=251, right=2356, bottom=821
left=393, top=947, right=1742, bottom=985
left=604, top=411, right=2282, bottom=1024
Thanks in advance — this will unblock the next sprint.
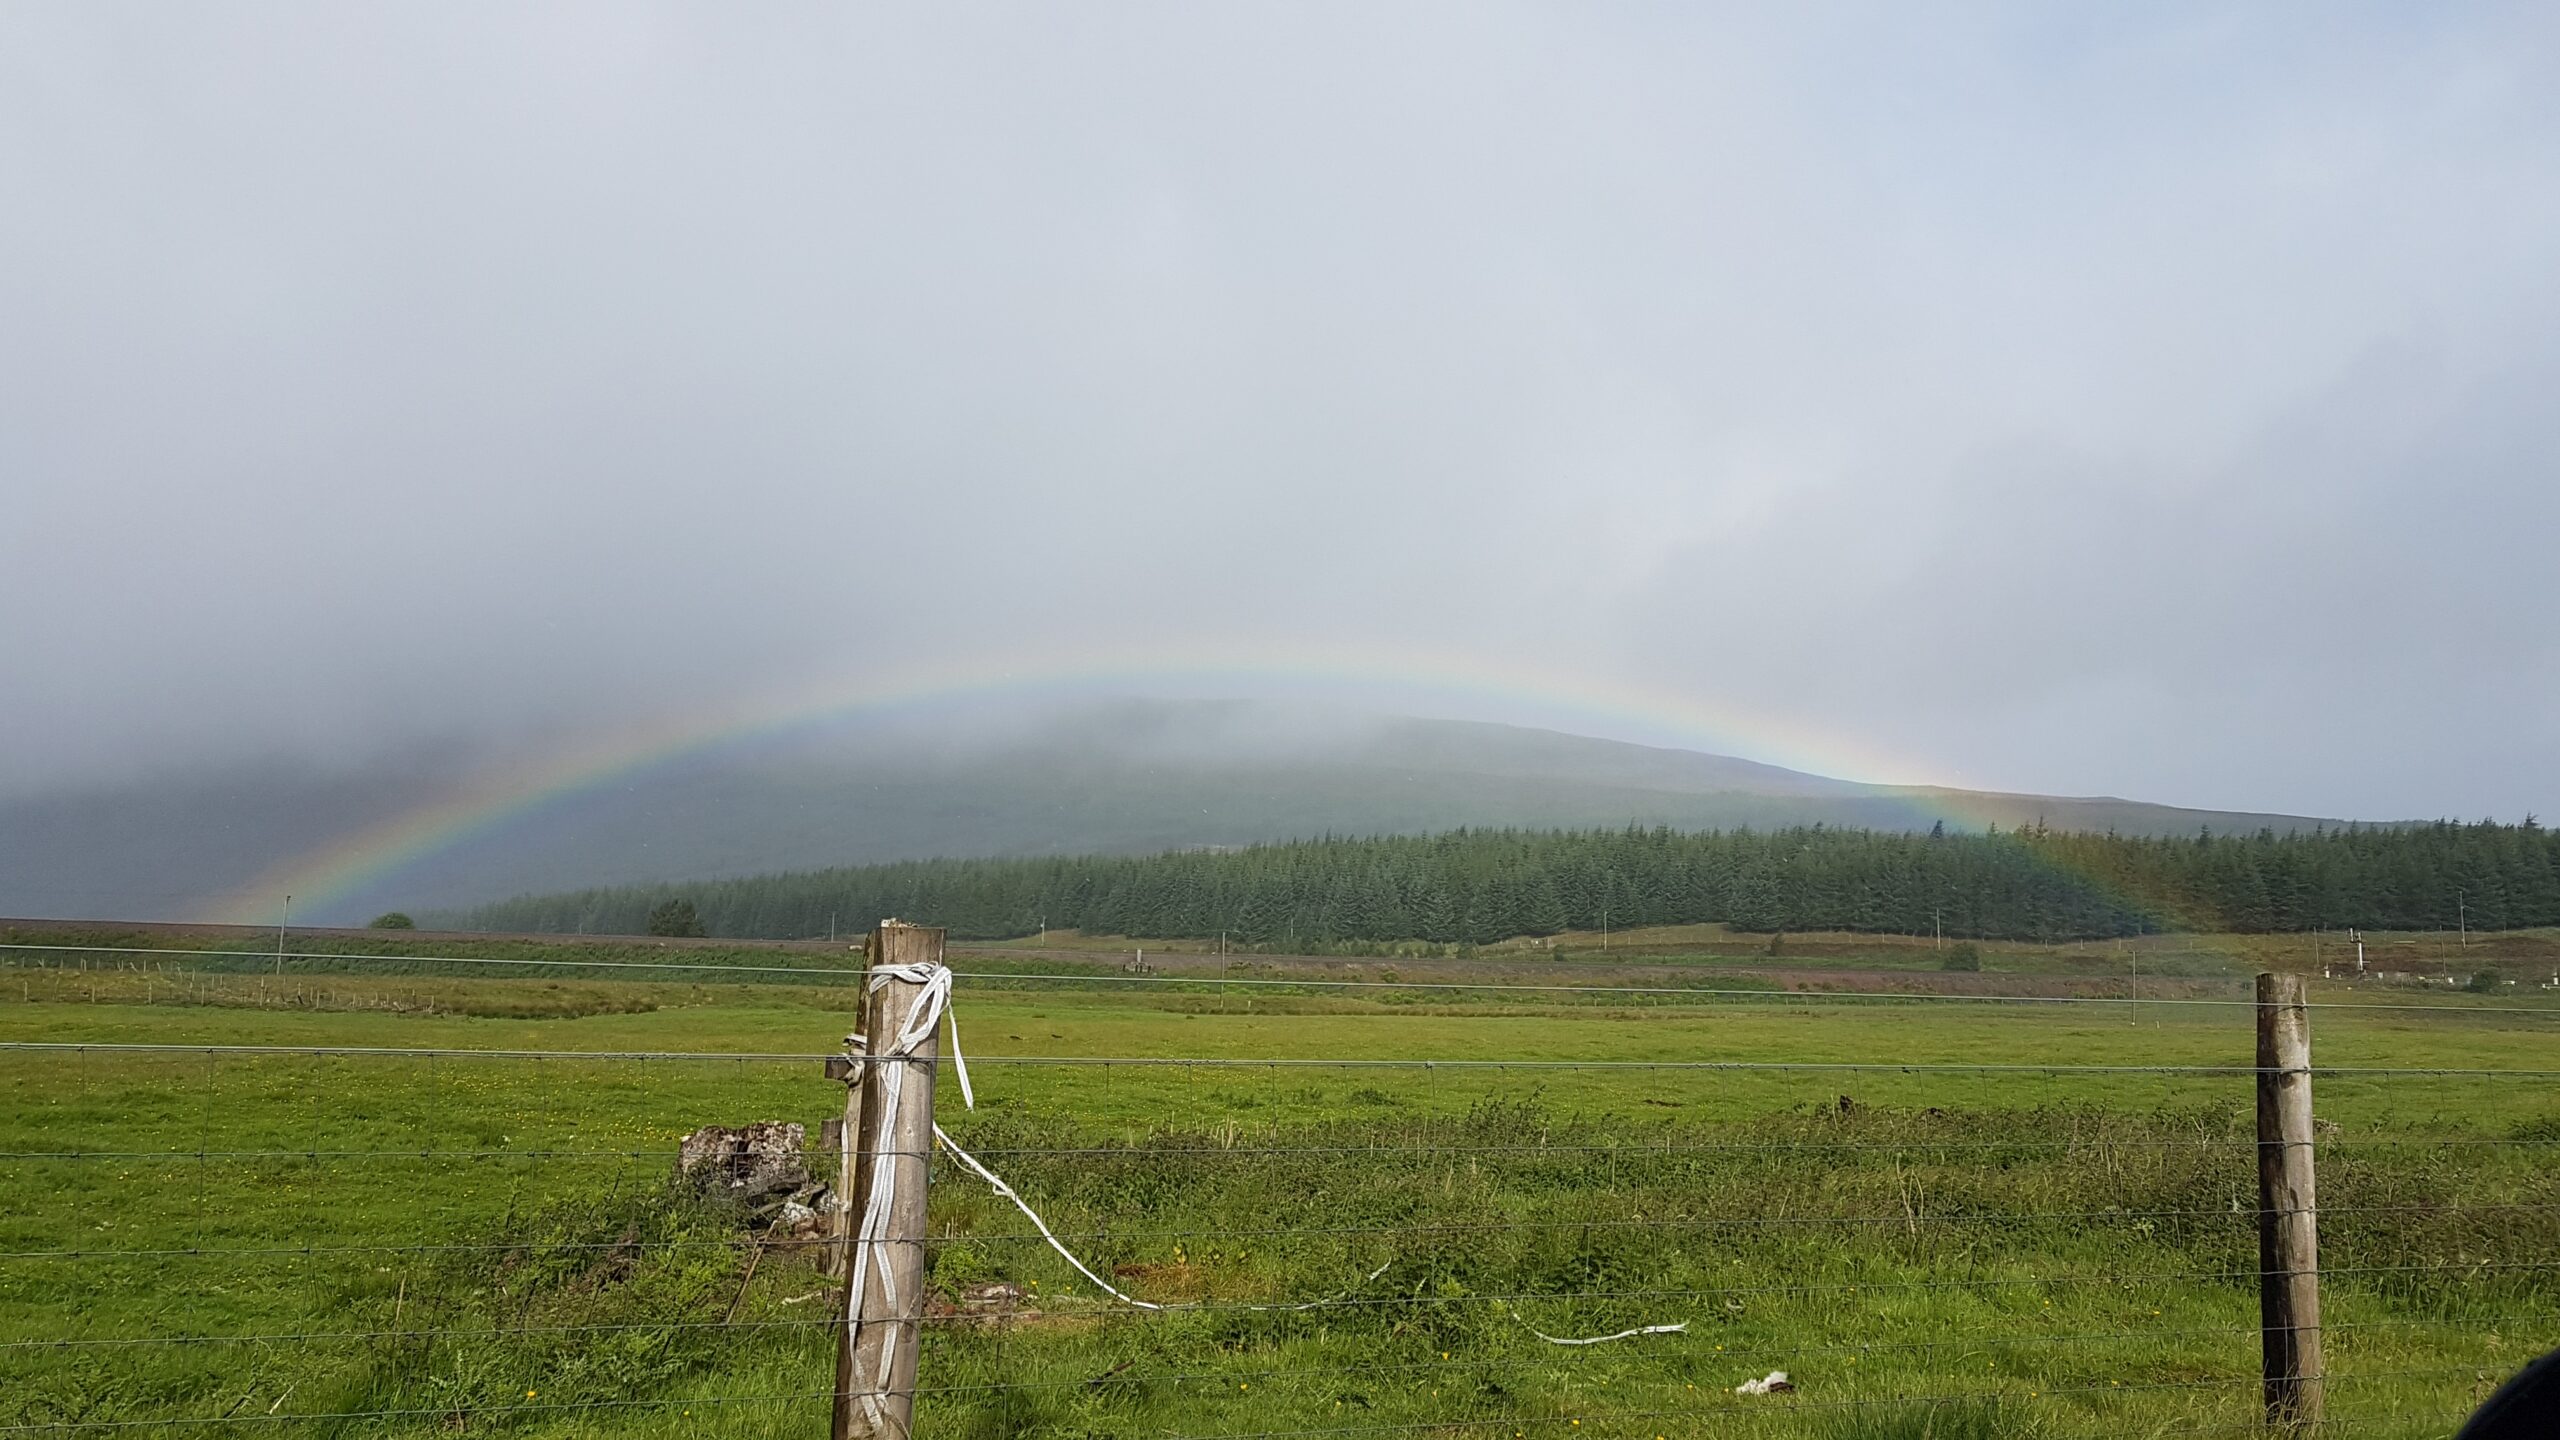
left=2467, top=970, right=2502, bottom=994
left=367, top=912, right=415, bottom=929
left=1766, top=931, right=1786, bottom=957
left=646, top=899, right=706, bottom=938
left=1941, top=942, right=1982, bottom=972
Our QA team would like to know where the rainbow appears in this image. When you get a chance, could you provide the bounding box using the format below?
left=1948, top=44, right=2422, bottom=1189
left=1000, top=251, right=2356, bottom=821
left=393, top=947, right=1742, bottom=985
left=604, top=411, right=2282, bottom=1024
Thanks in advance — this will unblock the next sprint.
left=210, top=642, right=2074, bottom=927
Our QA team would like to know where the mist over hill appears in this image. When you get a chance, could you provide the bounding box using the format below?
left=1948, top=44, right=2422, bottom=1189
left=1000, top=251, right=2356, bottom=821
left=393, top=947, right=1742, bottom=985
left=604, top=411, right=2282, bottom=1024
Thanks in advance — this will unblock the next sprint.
left=0, top=698, right=2356, bottom=925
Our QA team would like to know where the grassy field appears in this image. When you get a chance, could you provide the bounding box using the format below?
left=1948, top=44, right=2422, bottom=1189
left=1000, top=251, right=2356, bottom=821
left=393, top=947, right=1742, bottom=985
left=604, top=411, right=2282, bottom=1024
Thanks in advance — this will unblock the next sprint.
left=3, top=931, right=2556, bottom=1438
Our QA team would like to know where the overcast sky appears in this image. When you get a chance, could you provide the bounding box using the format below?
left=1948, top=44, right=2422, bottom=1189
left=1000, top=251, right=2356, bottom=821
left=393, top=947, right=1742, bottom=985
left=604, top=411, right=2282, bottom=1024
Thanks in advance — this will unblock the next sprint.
left=5, top=3, right=2556, bottom=820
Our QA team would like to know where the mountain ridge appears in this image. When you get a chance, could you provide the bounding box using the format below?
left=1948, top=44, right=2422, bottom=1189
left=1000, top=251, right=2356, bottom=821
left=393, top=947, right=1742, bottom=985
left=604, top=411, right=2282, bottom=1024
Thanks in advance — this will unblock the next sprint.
left=0, top=698, right=2366, bottom=924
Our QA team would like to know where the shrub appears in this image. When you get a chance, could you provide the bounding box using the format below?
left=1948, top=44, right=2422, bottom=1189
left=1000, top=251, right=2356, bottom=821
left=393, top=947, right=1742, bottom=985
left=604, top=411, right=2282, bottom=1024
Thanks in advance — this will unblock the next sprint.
left=367, top=912, right=416, bottom=929
left=1941, top=942, right=1982, bottom=972
left=646, top=899, right=706, bottom=938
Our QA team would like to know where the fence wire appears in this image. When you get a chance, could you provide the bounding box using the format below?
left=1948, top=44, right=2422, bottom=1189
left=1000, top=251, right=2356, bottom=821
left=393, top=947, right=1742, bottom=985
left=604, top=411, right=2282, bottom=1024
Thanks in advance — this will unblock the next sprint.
left=12, top=939, right=2560, bottom=1015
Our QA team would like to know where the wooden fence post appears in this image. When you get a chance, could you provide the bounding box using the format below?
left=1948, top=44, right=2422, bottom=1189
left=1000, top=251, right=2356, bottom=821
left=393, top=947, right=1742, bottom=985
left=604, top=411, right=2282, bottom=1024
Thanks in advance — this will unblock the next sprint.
left=832, top=922, right=944, bottom=1440
left=2256, top=971, right=2323, bottom=1428
left=816, top=1114, right=850, bottom=1283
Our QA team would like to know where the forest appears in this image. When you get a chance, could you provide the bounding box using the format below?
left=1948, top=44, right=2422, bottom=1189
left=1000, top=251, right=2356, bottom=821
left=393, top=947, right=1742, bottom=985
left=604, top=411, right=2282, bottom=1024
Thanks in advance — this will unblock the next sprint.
left=453, top=818, right=2560, bottom=946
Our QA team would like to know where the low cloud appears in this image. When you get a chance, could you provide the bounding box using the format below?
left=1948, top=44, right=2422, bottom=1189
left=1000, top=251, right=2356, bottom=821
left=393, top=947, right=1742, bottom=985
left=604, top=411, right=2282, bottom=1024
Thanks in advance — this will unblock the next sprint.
left=3, top=3, right=2555, bottom=819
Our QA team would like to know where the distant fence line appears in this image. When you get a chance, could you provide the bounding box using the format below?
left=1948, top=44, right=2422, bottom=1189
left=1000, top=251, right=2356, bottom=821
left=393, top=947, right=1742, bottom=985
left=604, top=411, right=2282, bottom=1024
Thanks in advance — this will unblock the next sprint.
left=8, top=940, right=2560, bottom=1015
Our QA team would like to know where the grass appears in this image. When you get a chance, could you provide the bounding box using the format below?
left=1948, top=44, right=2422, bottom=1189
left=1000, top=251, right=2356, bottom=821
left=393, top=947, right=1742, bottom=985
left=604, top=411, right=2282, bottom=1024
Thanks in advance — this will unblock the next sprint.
left=1, top=939, right=2554, bottom=1438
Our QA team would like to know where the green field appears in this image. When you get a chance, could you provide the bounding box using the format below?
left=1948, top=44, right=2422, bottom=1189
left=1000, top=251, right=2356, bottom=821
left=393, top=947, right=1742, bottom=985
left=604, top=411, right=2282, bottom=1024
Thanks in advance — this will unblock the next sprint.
left=3, top=935, right=2555, bottom=1438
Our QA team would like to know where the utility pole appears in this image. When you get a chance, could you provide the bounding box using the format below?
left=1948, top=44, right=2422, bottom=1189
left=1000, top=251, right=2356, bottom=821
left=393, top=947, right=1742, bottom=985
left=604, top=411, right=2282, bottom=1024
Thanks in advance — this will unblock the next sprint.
left=2458, top=892, right=2468, bottom=951
left=275, top=895, right=291, bottom=976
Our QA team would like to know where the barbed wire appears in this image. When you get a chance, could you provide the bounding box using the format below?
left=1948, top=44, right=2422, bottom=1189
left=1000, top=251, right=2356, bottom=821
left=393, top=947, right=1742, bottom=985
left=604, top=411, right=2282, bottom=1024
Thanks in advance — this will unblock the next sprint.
left=0, top=1390, right=830, bottom=1432
left=8, top=1132, right=2553, bottom=1163
left=8, top=1309, right=2536, bottom=1357
left=5, top=1132, right=2539, bottom=1168
left=0, top=1316, right=840, bottom=1351
left=953, top=969, right=2560, bottom=1015
left=1156, top=1406, right=2480, bottom=1440
left=3, top=1227, right=2550, bottom=1316
left=903, top=1320, right=2550, bottom=1398
left=1124, top=1369, right=2509, bottom=1438
left=25, top=1197, right=2560, bottom=1264
left=7, top=1040, right=2557, bottom=1076
left=0, top=1366, right=2511, bottom=1433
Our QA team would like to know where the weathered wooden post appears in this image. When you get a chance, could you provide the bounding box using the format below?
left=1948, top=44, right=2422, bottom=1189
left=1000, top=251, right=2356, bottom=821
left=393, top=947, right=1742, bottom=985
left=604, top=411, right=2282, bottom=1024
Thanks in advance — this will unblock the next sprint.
left=2256, top=971, right=2323, bottom=1429
left=815, top=1114, right=850, bottom=1283
left=831, top=921, right=944, bottom=1440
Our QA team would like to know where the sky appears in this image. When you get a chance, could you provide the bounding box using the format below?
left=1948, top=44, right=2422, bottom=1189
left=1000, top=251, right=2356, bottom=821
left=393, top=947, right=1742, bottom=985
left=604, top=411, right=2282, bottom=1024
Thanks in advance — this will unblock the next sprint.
left=4, top=2, right=2557, bottom=822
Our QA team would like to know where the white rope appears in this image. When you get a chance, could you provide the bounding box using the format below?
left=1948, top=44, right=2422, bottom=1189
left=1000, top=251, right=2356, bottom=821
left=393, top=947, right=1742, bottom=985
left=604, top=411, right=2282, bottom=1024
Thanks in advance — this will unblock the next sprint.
left=932, top=1121, right=1389, bottom=1313
left=844, top=961, right=1678, bottom=1374
left=1510, top=1308, right=1689, bottom=1345
left=933, top=1121, right=1165, bottom=1309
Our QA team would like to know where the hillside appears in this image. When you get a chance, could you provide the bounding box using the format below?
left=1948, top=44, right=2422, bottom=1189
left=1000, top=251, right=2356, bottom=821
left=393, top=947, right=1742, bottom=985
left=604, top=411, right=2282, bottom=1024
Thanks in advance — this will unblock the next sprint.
left=0, top=698, right=2355, bottom=924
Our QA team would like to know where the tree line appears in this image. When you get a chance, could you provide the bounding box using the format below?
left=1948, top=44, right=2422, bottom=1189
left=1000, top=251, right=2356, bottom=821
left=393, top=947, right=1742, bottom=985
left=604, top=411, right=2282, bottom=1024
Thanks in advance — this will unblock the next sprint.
left=451, top=818, right=2560, bottom=946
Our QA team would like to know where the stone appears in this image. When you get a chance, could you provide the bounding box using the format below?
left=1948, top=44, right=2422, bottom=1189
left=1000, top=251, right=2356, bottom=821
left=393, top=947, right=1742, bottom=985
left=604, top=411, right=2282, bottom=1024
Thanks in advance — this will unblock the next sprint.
left=676, top=1122, right=809, bottom=1200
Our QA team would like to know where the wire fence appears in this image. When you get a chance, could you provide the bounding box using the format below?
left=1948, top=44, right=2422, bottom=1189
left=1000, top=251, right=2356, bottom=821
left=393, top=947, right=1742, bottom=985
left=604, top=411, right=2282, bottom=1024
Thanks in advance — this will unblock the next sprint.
left=12, top=938, right=2560, bottom=1014
left=2, top=950, right=2552, bottom=1437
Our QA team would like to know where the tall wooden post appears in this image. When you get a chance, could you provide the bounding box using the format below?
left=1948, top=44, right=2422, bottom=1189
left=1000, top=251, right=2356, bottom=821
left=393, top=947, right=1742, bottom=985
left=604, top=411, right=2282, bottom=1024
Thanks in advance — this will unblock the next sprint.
left=2256, top=971, right=2323, bottom=1428
left=832, top=922, right=944, bottom=1440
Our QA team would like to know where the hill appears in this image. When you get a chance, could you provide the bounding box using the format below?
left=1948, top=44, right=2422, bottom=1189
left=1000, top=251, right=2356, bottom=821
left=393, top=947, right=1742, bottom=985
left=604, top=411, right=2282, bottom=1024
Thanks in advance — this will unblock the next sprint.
left=0, top=698, right=2357, bottom=924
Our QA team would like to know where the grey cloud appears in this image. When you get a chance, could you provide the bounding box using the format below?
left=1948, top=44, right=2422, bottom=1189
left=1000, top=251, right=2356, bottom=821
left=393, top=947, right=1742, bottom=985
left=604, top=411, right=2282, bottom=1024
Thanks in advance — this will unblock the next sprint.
left=2, top=2, right=2555, bottom=819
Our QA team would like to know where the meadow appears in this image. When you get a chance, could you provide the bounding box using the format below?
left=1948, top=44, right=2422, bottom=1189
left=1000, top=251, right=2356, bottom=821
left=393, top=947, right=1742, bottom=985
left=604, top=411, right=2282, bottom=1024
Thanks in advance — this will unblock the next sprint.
left=2, top=926, right=2555, bottom=1438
